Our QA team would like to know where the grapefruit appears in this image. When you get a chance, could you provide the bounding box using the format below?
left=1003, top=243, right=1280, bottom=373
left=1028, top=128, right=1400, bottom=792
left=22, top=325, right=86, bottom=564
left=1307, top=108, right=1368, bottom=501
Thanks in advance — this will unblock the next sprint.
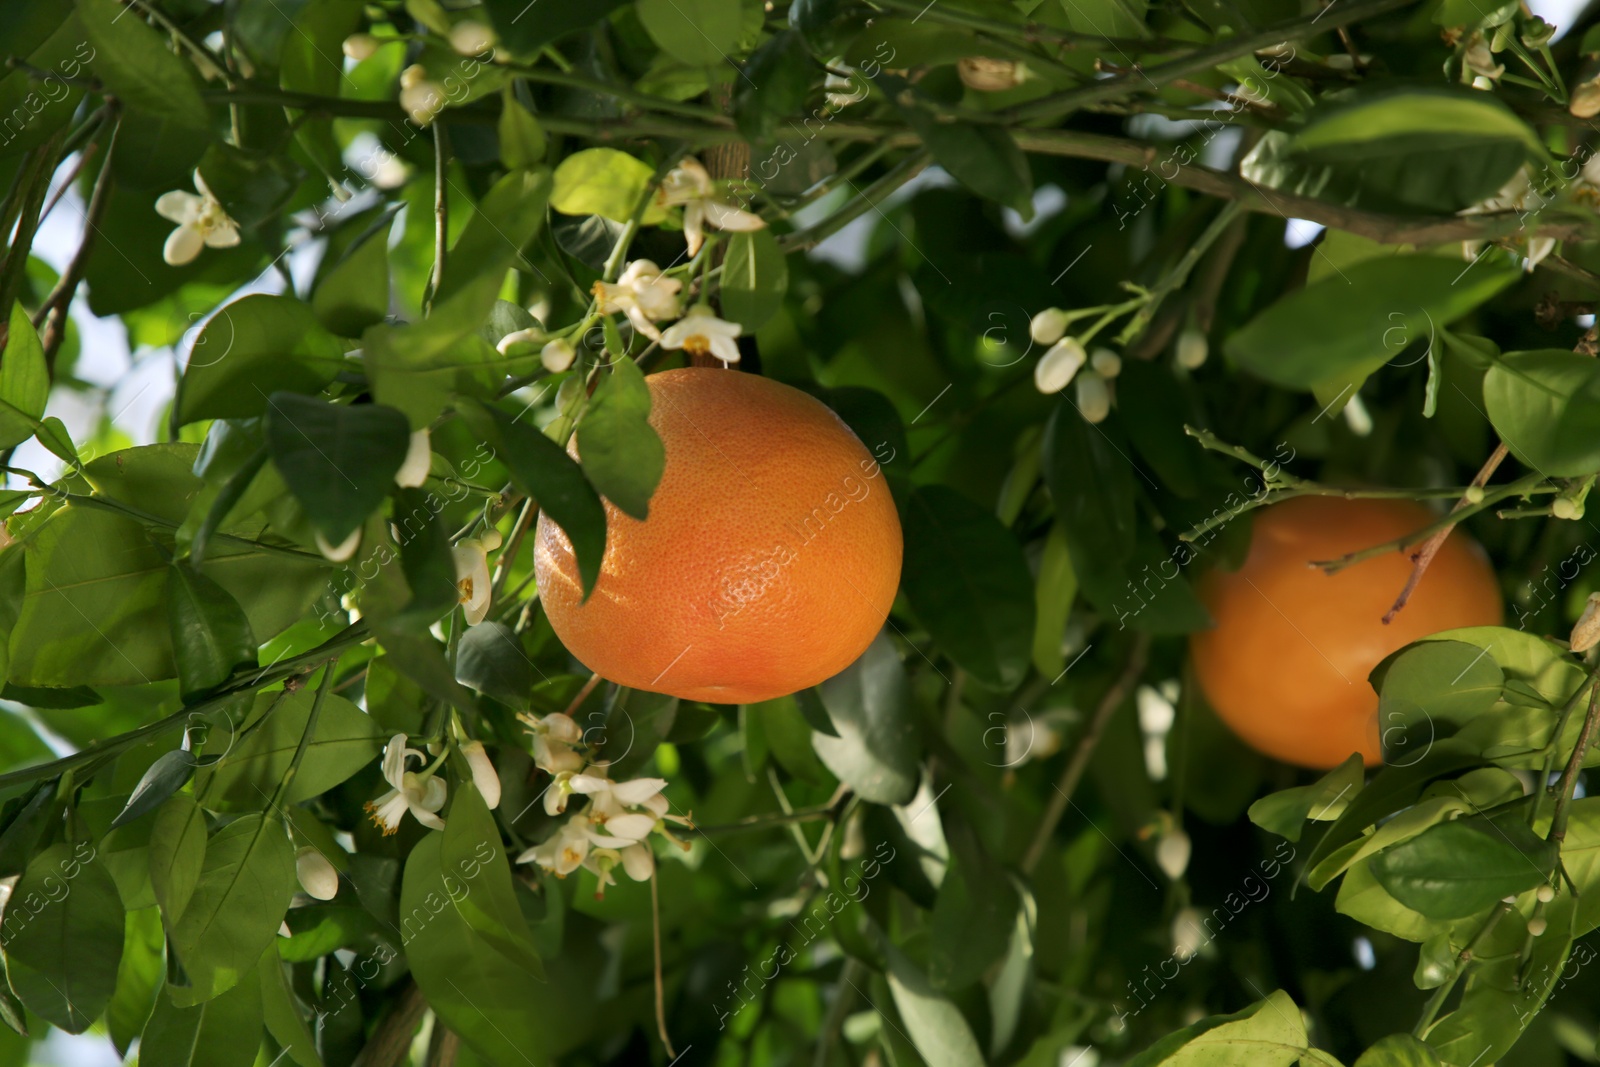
left=1189, top=496, right=1502, bottom=769
left=535, top=367, right=903, bottom=704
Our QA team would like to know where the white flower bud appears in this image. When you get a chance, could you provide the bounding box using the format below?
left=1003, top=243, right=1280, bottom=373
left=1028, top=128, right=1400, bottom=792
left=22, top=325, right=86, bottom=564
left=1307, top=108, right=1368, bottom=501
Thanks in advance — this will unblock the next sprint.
left=541, top=712, right=583, bottom=744
left=1090, top=348, right=1122, bottom=379
left=1171, top=906, right=1206, bottom=960
left=401, top=81, right=445, bottom=125
left=342, top=33, right=379, bottom=62
left=1571, top=592, right=1600, bottom=653
left=1034, top=338, right=1086, bottom=394
left=400, top=64, right=428, bottom=91
left=957, top=57, right=1024, bottom=92
left=1554, top=496, right=1585, bottom=520
left=495, top=327, right=544, bottom=356
left=1538, top=884, right=1556, bottom=903
left=1029, top=308, right=1068, bottom=346
left=1156, top=828, right=1191, bottom=880
left=1175, top=328, right=1208, bottom=370
left=460, top=740, right=501, bottom=809
left=448, top=20, right=495, bottom=56
left=1528, top=916, right=1548, bottom=936
left=1076, top=370, right=1110, bottom=423
left=541, top=338, right=576, bottom=373
left=296, top=847, right=339, bottom=901
left=394, top=429, right=432, bottom=488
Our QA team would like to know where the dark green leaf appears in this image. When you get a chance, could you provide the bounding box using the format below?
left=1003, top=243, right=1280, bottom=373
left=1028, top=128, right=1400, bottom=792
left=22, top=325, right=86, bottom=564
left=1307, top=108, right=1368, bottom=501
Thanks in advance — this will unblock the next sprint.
left=258, top=946, right=323, bottom=1067
left=393, top=487, right=459, bottom=624
left=1370, top=817, right=1554, bottom=919
left=735, top=30, right=814, bottom=142
left=1483, top=350, right=1600, bottom=477
left=3, top=842, right=124, bottom=1033
left=149, top=794, right=207, bottom=926
left=265, top=393, right=411, bottom=544
left=455, top=622, right=535, bottom=705
left=577, top=357, right=665, bottom=521
left=197, top=689, right=382, bottom=810
left=0, top=303, right=47, bottom=449
left=498, top=91, right=546, bottom=168
left=139, top=962, right=262, bottom=1067
left=720, top=229, right=789, bottom=332
left=167, top=562, right=257, bottom=700
left=884, top=945, right=986, bottom=1067
left=928, top=824, right=1019, bottom=990
left=812, top=632, right=919, bottom=804
left=311, top=216, right=393, bottom=338
left=177, top=295, right=348, bottom=425
left=112, top=750, right=199, bottom=829
left=108, top=906, right=164, bottom=1055
left=434, top=168, right=553, bottom=310
left=439, top=783, right=544, bottom=975
left=901, top=484, right=1034, bottom=689
left=480, top=0, right=629, bottom=56
left=76, top=0, right=207, bottom=132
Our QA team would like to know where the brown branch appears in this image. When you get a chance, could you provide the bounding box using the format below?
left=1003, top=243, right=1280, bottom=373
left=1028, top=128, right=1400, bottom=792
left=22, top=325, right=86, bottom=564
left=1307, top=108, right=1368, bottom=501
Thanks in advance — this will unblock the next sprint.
left=1550, top=682, right=1600, bottom=847
left=0, top=130, right=66, bottom=340
left=1382, top=444, right=1509, bottom=624
left=651, top=865, right=677, bottom=1058
left=352, top=981, right=428, bottom=1067
left=426, top=1023, right=462, bottom=1067
left=1020, top=633, right=1151, bottom=876
left=34, top=115, right=120, bottom=368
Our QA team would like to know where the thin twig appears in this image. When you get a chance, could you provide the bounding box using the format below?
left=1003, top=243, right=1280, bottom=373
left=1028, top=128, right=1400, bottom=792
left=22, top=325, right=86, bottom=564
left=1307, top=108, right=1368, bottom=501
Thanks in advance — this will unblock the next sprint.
left=650, top=865, right=677, bottom=1058
left=1382, top=443, right=1508, bottom=624
left=1021, top=634, right=1151, bottom=876
left=426, top=123, right=449, bottom=313
left=35, top=113, right=121, bottom=367
left=561, top=672, right=603, bottom=718
left=352, top=981, right=428, bottom=1067
left=1549, top=683, right=1600, bottom=848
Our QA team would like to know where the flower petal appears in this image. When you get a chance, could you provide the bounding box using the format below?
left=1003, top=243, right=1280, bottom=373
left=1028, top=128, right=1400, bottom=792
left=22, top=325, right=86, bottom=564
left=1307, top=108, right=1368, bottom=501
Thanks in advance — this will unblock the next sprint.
left=610, top=777, right=667, bottom=806
left=381, top=734, right=410, bottom=787
left=163, top=225, right=205, bottom=267
left=603, top=813, right=657, bottom=841
left=703, top=200, right=765, bottom=232
left=394, top=429, right=432, bottom=488
left=155, top=191, right=201, bottom=224
left=204, top=222, right=241, bottom=249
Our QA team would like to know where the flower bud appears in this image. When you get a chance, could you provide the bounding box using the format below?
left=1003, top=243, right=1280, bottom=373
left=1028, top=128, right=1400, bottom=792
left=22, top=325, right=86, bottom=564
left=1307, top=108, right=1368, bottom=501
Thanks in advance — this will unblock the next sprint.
left=296, top=847, right=339, bottom=901
left=542, top=338, right=576, bottom=373
left=958, top=57, right=1024, bottom=93
left=1030, top=308, right=1068, bottom=346
left=1034, top=338, right=1086, bottom=394
left=448, top=20, right=496, bottom=56
left=1090, top=348, right=1122, bottom=379
left=460, top=740, right=502, bottom=809
left=495, top=327, right=543, bottom=356
left=1464, top=485, right=1485, bottom=504
left=342, top=33, right=379, bottom=61
left=1171, top=906, right=1206, bottom=960
left=1538, top=884, right=1556, bottom=903
left=1077, top=370, right=1110, bottom=424
left=1572, top=75, right=1600, bottom=119
left=1175, top=328, right=1208, bottom=370
left=1571, top=592, right=1600, bottom=652
left=1528, top=916, right=1548, bottom=936
left=400, top=64, right=428, bottom=91
left=394, top=429, right=432, bottom=489
left=1554, top=497, right=1585, bottom=520
left=1155, top=828, right=1191, bottom=880
left=401, top=81, right=446, bottom=125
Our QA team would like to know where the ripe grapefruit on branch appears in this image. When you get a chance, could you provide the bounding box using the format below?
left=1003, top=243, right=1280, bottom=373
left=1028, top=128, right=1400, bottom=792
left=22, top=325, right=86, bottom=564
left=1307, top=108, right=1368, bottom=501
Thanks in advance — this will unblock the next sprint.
left=1190, top=496, right=1502, bottom=769
left=535, top=367, right=903, bottom=704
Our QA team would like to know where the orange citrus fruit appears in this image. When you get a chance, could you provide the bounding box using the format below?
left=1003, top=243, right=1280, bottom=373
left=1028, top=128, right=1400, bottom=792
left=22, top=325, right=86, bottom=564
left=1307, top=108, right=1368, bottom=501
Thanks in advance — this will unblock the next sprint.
left=534, top=367, right=903, bottom=704
left=1189, top=496, right=1502, bottom=769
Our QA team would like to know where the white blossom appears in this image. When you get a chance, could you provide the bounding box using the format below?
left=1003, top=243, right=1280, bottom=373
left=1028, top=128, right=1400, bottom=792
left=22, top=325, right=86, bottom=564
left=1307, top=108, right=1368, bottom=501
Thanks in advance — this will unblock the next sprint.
left=660, top=306, right=741, bottom=365
left=342, top=33, right=380, bottom=61
left=460, top=740, right=501, bottom=809
left=541, top=338, right=576, bottom=373
left=453, top=530, right=502, bottom=626
left=1076, top=370, right=1110, bottom=423
left=1090, top=348, right=1122, bottom=379
left=656, top=157, right=765, bottom=256
left=1175, top=328, right=1208, bottom=370
left=448, top=20, right=495, bottom=56
left=155, top=172, right=240, bottom=267
left=592, top=259, right=682, bottom=341
left=1034, top=337, right=1086, bottom=394
left=1030, top=308, right=1068, bottom=346
left=295, top=847, right=339, bottom=900
left=365, top=733, right=447, bottom=834
left=394, top=429, right=432, bottom=488
left=958, top=57, right=1024, bottom=92
left=315, top=528, right=362, bottom=563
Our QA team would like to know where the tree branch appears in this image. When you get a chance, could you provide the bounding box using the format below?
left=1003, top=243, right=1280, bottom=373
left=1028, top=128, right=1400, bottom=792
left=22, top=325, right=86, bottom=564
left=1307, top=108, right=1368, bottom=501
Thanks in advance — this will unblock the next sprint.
left=352, top=981, right=429, bottom=1067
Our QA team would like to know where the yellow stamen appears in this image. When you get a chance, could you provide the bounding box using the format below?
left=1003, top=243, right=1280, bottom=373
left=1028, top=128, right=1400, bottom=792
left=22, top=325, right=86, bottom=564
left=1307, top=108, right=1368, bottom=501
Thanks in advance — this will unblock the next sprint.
left=683, top=334, right=711, bottom=357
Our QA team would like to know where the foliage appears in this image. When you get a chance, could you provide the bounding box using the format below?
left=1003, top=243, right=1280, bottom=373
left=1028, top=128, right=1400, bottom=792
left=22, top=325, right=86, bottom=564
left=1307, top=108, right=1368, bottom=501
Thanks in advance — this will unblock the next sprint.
left=0, top=0, right=1599, bottom=1064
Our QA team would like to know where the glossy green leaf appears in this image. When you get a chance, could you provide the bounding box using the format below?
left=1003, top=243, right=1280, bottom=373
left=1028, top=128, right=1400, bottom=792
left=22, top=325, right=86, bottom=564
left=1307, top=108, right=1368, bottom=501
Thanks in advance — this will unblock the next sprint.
left=577, top=357, right=665, bottom=521
left=455, top=621, right=535, bottom=705
left=637, top=0, right=743, bottom=66
left=265, top=393, right=411, bottom=544
left=0, top=303, right=47, bottom=449
left=720, top=228, right=788, bottom=332
left=884, top=945, right=986, bottom=1067
left=197, top=689, right=381, bottom=810
left=1370, top=817, right=1554, bottom=919
left=433, top=168, right=553, bottom=310
left=108, top=906, right=164, bottom=1056
left=438, top=783, right=544, bottom=975
left=1483, top=350, right=1600, bottom=478
left=170, top=813, right=296, bottom=1005
left=311, top=216, right=393, bottom=338
left=734, top=30, right=813, bottom=142
left=901, top=484, right=1034, bottom=689
left=112, top=749, right=199, bottom=830
left=3, top=842, right=124, bottom=1033
left=1031, top=521, right=1077, bottom=677
left=149, top=794, right=208, bottom=927
left=176, top=295, right=348, bottom=424
left=480, top=0, right=629, bottom=55
left=167, top=562, right=257, bottom=700
left=498, top=91, right=547, bottom=168
left=812, top=632, right=919, bottom=805
left=1125, top=989, right=1311, bottom=1066
left=1373, top=640, right=1504, bottom=750
left=1353, top=1033, right=1443, bottom=1067
left=139, top=962, right=262, bottom=1067
left=259, top=947, right=323, bottom=1067
left=906, top=114, right=1032, bottom=214
left=549, top=148, right=665, bottom=223
left=928, top=825, right=1019, bottom=991
left=1248, top=753, right=1364, bottom=842
left=76, top=0, right=207, bottom=132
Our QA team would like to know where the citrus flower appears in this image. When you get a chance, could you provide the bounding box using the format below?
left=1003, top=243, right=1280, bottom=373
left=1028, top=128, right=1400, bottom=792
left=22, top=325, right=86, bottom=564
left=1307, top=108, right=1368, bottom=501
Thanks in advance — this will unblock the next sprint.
left=453, top=530, right=503, bottom=626
left=660, top=306, right=742, bottom=365
left=1076, top=370, right=1110, bottom=423
left=399, top=65, right=445, bottom=125
left=448, top=20, right=495, bottom=56
left=365, top=733, right=447, bottom=834
left=1155, top=828, right=1191, bottom=880
left=521, top=819, right=590, bottom=876
left=460, top=740, right=501, bottom=809
left=155, top=172, right=240, bottom=267
left=592, top=259, right=683, bottom=341
left=1090, top=348, right=1122, bottom=379
left=342, top=33, right=379, bottom=61
left=656, top=157, right=765, bottom=256
left=1175, top=328, right=1208, bottom=370
left=541, top=338, right=576, bottom=373
left=394, top=429, right=431, bottom=488
left=523, top=711, right=584, bottom=775
left=1571, top=592, right=1600, bottom=652
left=295, top=846, right=339, bottom=900
left=1034, top=337, right=1086, bottom=394
left=1030, top=308, right=1069, bottom=346
left=958, top=57, right=1024, bottom=92
left=1460, top=169, right=1556, bottom=270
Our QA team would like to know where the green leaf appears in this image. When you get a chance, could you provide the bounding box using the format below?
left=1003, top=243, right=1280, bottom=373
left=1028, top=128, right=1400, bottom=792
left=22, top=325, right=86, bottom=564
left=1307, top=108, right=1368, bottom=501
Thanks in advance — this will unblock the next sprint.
left=1483, top=350, right=1600, bottom=478
left=498, top=91, right=546, bottom=168
left=901, top=485, right=1034, bottom=689
left=311, top=216, right=393, bottom=338
left=455, top=621, right=535, bottom=705
left=1043, top=404, right=1136, bottom=568
left=550, top=148, right=666, bottom=224
left=393, top=487, right=459, bottom=625
left=1373, top=640, right=1504, bottom=749
left=399, top=832, right=552, bottom=1066
left=1225, top=254, right=1518, bottom=389
left=1126, top=989, right=1313, bottom=1066
left=170, top=813, right=296, bottom=1005
left=167, top=562, right=257, bottom=700
left=108, top=906, right=164, bottom=1056
left=264, top=393, right=411, bottom=544
left=3, top=842, right=125, bottom=1033
left=149, top=794, right=208, bottom=927
left=577, top=357, right=665, bottom=521
left=459, top=399, right=607, bottom=597
left=434, top=168, right=553, bottom=311
left=196, top=689, right=382, bottom=810
left=480, top=0, right=630, bottom=56
left=258, top=947, right=323, bottom=1067
left=636, top=0, right=744, bottom=66
left=176, top=295, right=349, bottom=425
left=720, top=228, right=788, bottom=332
left=1248, top=753, right=1364, bottom=842
left=884, top=945, right=986, bottom=1067
left=75, top=0, right=207, bottom=133
left=139, top=962, right=262, bottom=1067
left=888, top=78, right=1032, bottom=214
left=1031, top=521, right=1077, bottom=678
left=1353, top=1033, right=1443, bottom=1067
left=439, top=783, right=544, bottom=976
left=0, top=303, right=48, bottom=449
left=734, top=30, right=814, bottom=142
left=812, top=632, right=920, bottom=805
left=1370, top=817, right=1554, bottom=919
left=928, top=824, right=1019, bottom=991
left=113, top=749, right=199, bottom=830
